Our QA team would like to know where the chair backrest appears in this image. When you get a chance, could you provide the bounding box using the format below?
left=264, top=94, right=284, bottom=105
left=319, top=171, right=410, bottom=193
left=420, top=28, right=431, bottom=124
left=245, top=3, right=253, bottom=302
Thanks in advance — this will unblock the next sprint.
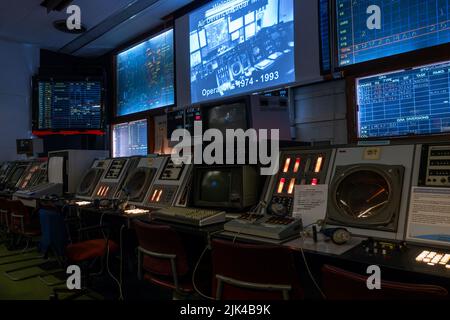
left=211, top=239, right=304, bottom=300
left=133, top=220, right=189, bottom=277
left=8, top=200, right=34, bottom=232
left=322, top=264, right=448, bottom=300
left=0, top=198, right=10, bottom=227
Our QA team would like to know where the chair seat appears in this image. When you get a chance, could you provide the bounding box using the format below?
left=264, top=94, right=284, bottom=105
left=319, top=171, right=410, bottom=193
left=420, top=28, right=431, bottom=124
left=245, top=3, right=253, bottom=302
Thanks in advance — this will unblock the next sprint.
left=66, top=239, right=119, bottom=262
left=23, top=228, right=41, bottom=237
left=143, top=272, right=194, bottom=293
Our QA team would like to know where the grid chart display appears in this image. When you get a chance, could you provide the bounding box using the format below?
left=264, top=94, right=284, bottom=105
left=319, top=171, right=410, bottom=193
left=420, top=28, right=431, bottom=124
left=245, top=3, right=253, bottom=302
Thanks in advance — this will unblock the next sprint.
left=37, top=81, right=102, bottom=130
left=337, top=0, right=450, bottom=67
left=320, top=0, right=331, bottom=72
left=113, top=119, right=148, bottom=158
left=357, top=60, right=450, bottom=138
left=116, top=29, right=174, bottom=116
left=189, top=0, right=295, bottom=103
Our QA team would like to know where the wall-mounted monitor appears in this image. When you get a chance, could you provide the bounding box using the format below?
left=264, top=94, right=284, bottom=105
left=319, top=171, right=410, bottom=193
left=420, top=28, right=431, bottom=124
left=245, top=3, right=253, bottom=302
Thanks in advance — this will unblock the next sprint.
left=319, top=0, right=331, bottom=74
left=336, top=0, right=450, bottom=68
left=116, top=29, right=174, bottom=117
left=189, top=0, right=295, bottom=104
left=32, top=77, right=104, bottom=134
left=112, top=119, right=148, bottom=158
left=356, top=60, right=450, bottom=139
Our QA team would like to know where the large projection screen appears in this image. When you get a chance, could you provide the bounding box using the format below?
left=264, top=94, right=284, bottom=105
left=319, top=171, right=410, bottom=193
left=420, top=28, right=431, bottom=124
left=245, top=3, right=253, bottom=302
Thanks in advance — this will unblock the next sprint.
left=176, top=0, right=321, bottom=106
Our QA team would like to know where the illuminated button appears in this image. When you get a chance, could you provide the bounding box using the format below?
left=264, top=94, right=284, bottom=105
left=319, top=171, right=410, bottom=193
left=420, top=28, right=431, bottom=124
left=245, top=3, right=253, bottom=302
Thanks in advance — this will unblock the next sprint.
left=431, top=255, right=443, bottom=264
left=293, top=158, right=301, bottom=173
left=416, top=251, right=430, bottom=262
left=287, top=178, right=296, bottom=195
left=426, top=252, right=437, bottom=259
left=427, top=263, right=435, bottom=266
left=151, top=189, right=158, bottom=202
left=156, top=190, right=163, bottom=202
left=283, top=158, right=291, bottom=173
left=439, top=254, right=450, bottom=265
left=314, top=156, right=324, bottom=173
left=311, top=178, right=319, bottom=186
left=277, top=178, right=286, bottom=194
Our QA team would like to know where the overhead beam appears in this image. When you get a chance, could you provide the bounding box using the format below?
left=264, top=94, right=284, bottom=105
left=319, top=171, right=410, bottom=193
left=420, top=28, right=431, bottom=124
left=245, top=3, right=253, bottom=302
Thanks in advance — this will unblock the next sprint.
left=58, top=0, right=161, bottom=55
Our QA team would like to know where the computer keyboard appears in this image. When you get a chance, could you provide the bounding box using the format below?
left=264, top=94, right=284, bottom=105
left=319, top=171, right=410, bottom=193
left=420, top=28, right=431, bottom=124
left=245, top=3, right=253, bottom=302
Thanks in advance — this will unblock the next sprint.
left=152, top=207, right=226, bottom=226
left=224, top=214, right=302, bottom=241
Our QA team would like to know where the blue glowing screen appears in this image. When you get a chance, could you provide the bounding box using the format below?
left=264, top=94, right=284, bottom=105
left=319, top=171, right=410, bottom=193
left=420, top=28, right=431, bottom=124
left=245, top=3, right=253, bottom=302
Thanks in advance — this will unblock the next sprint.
left=37, top=80, right=102, bottom=130
left=337, top=0, right=450, bottom=67
left=319, top=0, right=331, bottom=73
left=116, top=29, right=174, bottom=116
left=357, top=60, right=450, bottom=138
left=189, top=0, right=295, bottom=103
left=112, top=119, right=148, bottom=158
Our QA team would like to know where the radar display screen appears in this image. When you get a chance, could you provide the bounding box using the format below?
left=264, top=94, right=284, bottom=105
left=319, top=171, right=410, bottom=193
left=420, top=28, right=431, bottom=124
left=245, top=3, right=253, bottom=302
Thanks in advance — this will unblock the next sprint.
left=116, top=29, right=174, bottom=116
left=357, top=60, right=450, bottom=139
left=189, top=0, right=295, bottom=103
left=336, top=0, right=450, bottom=67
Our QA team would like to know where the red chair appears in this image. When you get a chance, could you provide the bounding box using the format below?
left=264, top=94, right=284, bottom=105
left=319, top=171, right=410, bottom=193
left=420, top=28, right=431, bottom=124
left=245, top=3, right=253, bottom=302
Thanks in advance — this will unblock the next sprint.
left=211, top=239, right=304, bottom=300
left=9, top=200, right=41, bottom=246
left=0, top=198, right=10, bottom=241
left=133, top=220, right=194, bottom=296
left=50, top=211, right=120, bottom=300
left=321, top=264, right=448, bottom=300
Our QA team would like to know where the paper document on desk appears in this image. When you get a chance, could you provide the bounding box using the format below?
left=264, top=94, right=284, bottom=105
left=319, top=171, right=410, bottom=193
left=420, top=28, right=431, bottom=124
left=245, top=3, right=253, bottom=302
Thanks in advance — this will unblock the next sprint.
left=293, top=185, right=328, bottom=227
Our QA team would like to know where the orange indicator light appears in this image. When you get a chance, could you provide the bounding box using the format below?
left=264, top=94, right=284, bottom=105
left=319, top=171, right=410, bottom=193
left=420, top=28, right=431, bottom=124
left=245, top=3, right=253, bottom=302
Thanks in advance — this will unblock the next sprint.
left=277, top=178, right=286, bottom=194
left=283, top=158, right=291, bottom=173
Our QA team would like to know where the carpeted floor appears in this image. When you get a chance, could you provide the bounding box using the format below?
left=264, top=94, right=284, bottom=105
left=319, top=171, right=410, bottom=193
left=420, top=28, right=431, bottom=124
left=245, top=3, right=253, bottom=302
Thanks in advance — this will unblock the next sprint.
left=0, top=243, right=175, bottom=300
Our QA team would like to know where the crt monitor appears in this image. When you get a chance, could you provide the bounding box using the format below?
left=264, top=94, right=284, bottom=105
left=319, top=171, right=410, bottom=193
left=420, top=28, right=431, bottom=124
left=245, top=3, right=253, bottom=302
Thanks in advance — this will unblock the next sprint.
left=204, top=101, right=248, bottom=135
left=193, top=165, right=258, bottom=210
left=356, top=59, right=450, bottom=139
left=33, top=78, right=104, bottom=132
left=116, top=29, right=174, bottom=116
left=336, top=0, right=450, bottom=67
left=16, top=140, right=33, bottom=155
left=189, top=0, right=295, bottom=103
left=112, top=119, right=148, bottom=158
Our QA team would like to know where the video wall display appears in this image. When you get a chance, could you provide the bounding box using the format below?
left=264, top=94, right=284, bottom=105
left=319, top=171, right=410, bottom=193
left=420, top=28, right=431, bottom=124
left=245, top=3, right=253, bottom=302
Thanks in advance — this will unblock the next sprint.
left=116, top=29, right=174, bottom=117
left=319, top=0, right=331, bottom=73
left=35, top=80, right=103, bottom=131
left=357, top=60, right=450, bottom=139
left=189, top=0, right=295, bottom=103
left=112, top=119, right=148, bottom=158
left=336, top=0, right=450, bottom=67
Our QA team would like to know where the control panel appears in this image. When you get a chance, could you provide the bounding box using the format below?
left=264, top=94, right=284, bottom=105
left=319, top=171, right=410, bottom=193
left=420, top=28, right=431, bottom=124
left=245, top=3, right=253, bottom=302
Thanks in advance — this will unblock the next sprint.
left=76, top=159, right=111, bottom=200
left=223, top=213, right=302, bottom=242
left=104, top=159, right=128, bottom=180
left=266, top=149, right=334, bottom=216
left=143, top=158, right=192, bottom=209
left=124, top=156, right=167, bottom=206
left=93, top=157, right=138, bottom=200
left=419, top=145, right=450, bottom=187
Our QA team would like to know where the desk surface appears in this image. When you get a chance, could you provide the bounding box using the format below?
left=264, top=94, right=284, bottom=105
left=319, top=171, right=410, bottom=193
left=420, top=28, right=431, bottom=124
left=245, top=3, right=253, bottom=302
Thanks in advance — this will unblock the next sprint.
left=61, top=203, right=450, bottom=283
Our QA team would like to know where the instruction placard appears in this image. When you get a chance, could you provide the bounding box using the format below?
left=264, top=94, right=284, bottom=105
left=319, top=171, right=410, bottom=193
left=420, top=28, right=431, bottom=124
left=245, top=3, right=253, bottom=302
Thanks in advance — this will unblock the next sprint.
left=407, top=187, right=450, bottom=246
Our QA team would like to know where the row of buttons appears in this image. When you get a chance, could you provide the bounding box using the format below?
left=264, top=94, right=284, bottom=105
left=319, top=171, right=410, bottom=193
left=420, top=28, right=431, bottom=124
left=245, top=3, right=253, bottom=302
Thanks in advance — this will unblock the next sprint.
left=415, top=250, right=450, bottom=269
